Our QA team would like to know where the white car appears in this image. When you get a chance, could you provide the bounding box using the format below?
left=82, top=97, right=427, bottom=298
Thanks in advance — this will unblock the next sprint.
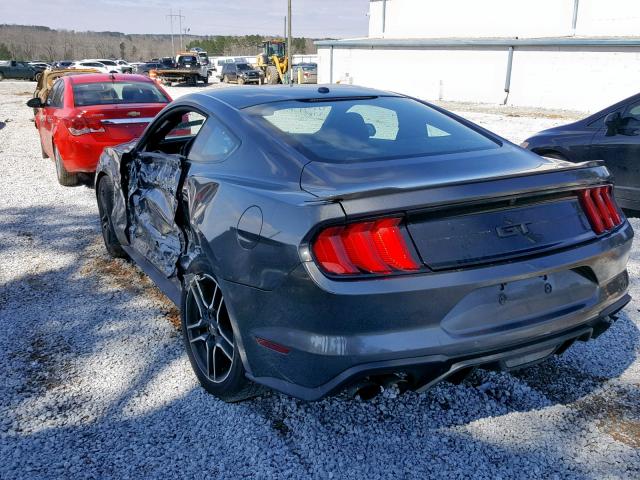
left=70, top=61, right=110, bottom=74
left=115, top=60, right=133, bottom=73
left=82, top=59, right=122, bottom=73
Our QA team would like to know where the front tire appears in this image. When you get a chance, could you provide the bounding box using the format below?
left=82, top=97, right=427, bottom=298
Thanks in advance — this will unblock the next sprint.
left=181, top=266, right=261, bottom=402
left=266, top=66, right=279, bottom=84
left=0, top=72, right=4, bottom=81
left=223, top=75, right=229, bottom=83
left=96, top=175, right=127, bottom=259
left=53, top=144, right=79, bottom=186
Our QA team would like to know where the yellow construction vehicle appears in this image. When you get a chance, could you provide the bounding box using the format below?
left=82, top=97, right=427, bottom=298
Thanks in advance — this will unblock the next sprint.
left=256, top=40, right=288, bottom=84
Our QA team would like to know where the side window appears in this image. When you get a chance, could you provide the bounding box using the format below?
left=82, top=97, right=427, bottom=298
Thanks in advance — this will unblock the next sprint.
left=141, top=110, right=207, bottom=155
left=588, top=107, right=623, bottom=128
left=347, top=105, right=398, bottom=140
left=166, top=111, right=206, bottom=140
left=47, top=81, right=64, bottom=108
left=188, top=116, right=240, bottom=163
left=625, top=101, right=640, bottom=120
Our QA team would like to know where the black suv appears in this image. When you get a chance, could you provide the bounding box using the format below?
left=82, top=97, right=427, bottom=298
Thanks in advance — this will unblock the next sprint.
left=219, top=63, right=263, bottom=85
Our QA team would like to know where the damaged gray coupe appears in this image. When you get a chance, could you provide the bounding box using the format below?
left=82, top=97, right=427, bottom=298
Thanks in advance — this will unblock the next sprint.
left=95, top=85, right=632, bottom=402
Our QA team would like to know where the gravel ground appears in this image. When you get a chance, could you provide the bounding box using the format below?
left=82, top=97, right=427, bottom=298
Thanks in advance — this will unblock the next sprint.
left=0, top=80, right=638, bottom=479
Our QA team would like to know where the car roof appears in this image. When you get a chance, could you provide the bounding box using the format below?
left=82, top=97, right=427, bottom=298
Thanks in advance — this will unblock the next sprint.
left=65, top=73, right=154, bottom=85
left=194, top=84, right=402, bottom=109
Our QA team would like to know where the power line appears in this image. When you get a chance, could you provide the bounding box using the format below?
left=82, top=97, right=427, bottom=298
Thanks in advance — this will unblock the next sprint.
left=167, top=9, right=185, bottom=53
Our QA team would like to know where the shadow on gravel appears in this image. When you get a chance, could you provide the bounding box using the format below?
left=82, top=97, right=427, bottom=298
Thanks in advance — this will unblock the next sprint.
left=1, top=203, right=638, bottom=478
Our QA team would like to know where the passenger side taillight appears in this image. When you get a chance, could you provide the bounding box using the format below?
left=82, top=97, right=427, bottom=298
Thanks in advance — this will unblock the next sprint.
left=312, top=217, right=421, bottom=276
left=578, top=186, right=623, bottom=234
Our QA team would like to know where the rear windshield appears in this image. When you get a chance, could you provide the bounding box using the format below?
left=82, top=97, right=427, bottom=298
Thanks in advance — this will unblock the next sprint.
left=244, top=96, right=500, bottom=162
left=72, top=81, right=169, bottom=106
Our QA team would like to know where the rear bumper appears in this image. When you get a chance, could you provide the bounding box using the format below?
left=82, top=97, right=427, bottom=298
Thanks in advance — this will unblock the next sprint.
left=247, top=296, right=629, bottom=401
left=222, top=222, right=633, bottom=401
left=58, top=135, right=135, bottom=173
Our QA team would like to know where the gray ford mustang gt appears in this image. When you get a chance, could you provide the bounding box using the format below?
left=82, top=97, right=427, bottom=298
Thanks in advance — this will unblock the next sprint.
left=95, top=85, right=633, bottom=402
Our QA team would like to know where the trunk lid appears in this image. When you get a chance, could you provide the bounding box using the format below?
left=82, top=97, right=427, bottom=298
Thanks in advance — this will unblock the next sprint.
left=73, top=103, right=165, bottom=141
left=300, top=146, right=610, bottom=270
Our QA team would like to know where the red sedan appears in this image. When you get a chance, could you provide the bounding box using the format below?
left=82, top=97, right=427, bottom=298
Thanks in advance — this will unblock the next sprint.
left=28, top=73, right=172, bottom=186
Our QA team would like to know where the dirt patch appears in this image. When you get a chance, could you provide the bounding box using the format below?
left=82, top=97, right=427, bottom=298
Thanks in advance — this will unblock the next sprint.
left=571, top=387, right=640, bottom=448
left=80, top=241, right=181, bottom=330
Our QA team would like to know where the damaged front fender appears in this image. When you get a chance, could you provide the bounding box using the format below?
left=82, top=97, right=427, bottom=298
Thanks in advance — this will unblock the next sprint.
left=96, top=140, right=137, bottom=247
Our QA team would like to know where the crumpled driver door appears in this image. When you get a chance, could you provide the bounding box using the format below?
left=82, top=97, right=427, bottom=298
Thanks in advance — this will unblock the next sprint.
left=126, top=151, right=185, bottom=278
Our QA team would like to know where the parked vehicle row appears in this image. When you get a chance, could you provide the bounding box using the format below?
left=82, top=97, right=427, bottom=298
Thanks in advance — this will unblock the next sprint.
left=0, top=58, right=135, bottom=81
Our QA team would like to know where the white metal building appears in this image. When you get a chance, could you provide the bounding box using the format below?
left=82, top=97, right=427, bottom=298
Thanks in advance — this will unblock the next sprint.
left=317, top=0, right=640, bottom=112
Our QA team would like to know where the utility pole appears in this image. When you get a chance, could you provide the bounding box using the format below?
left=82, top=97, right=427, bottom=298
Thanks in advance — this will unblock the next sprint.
left=167, top=9, right=185, bottom=53
left=284, top=16, right=287, bottom=41
left=178, top=9, right=184, bottom=51
left=287, top=0, right=292, bottom=85
left=167, top=9, right=175, bottom=55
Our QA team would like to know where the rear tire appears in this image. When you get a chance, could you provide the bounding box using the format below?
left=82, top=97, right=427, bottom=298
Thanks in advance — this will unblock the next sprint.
left=53, top=144, right=79, bottom=186
left=223, top=75, right=229, bottom=83
left=0, top=72, right=4, bottom=81
left=40, top=137, right=48, bottom=159
left=181, top=262, right=262, bottom=403
left=96, top=175, right=128, bottom=259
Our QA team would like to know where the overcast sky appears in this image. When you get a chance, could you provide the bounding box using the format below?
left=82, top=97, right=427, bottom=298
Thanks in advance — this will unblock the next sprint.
left=0, top=0, right=370, bottom=38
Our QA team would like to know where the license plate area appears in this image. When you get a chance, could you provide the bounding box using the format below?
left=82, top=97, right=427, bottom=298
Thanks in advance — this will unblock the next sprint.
left=441, top=270, right=598, bottom=337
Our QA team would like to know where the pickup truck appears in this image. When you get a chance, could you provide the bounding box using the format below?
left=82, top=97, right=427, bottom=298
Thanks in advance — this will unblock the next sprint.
left=0, top=60, right=38, bottom=81
left=151, top=53, right=209, bottom=86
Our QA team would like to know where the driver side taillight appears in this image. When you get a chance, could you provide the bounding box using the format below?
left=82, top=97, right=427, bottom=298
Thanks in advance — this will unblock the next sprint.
left=312, top=217, right=421, bottom=276
left=578, top=186, right=623, bottom=234
left=65, top=114, right=105, bottom=136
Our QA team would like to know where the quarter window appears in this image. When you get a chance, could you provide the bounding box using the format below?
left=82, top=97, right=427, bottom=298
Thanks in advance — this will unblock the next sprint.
left=188, top=116, right=240, bottom=163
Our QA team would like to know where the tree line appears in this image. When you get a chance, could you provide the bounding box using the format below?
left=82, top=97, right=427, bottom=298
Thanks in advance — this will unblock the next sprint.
left=187, top=36, right=313, bottom=56
left=0, top=25, right=317, bottom=62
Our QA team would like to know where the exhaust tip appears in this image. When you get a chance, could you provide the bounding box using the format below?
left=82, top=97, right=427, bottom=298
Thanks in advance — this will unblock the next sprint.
left=356, top=383, right=383, bottom=401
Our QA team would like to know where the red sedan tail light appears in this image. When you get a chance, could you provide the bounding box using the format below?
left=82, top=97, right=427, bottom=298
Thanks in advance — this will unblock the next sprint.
left=578, top=186, right=623, bottom=235
left=65, top=114, right=105, bottom=136
left=312, top=217, right=421, bottom=276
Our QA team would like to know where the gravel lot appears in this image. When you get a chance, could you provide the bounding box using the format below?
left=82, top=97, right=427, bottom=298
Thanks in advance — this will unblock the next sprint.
left=0, top=80, right=638, bottom=479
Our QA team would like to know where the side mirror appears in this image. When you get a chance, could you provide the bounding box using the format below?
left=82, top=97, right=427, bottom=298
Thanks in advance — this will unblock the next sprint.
left=604, top=112, right=621, bottom=136
left=26, top=97, right=44, bottom=108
